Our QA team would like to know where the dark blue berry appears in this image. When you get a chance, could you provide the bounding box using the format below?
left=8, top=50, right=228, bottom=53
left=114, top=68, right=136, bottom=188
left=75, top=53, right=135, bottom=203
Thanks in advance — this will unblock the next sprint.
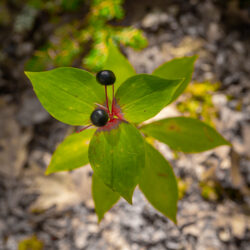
left=90, top=109, right=109, bottom=127
left=96, top=70, right=116, bottom=86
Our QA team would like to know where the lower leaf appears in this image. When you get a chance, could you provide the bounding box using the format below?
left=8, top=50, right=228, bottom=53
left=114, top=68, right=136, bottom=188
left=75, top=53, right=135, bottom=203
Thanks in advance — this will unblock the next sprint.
left=92, top=174, right=120, bottom=222
left=141, top=117, right=230, bottom=153
left=88, top=121, right=145, bottom=203
left=46, top=129, right=95, bottom=174
left=139, top=142, right=178, bottom=223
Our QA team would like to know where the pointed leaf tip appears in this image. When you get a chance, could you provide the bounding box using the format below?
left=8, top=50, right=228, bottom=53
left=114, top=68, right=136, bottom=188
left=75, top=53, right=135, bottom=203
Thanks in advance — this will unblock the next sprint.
left=153, top=55, right=197, bottom=103
left=139, top=142, right=178, bottom=223
left=89, top=121, right=145, bottom=202
left=25, top=67, right=105, bottom=125
left=92, top=174, right=120, bottom=222
left=141, top=117, right=230, bottom=153
left=115, top=74, right=183, bottom=123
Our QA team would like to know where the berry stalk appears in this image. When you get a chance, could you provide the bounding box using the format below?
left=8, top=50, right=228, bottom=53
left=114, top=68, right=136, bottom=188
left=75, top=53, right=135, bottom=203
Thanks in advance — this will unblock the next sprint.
left=105, top=85, right=111, bottom=115
left=76, top=124, right=92, bottom=133
left=111, top=84, right=115, bottom=115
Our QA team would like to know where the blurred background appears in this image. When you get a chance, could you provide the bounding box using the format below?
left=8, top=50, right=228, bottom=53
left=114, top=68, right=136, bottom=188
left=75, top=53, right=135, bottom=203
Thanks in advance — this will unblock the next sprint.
left=0, top=0, right=250, bottom=249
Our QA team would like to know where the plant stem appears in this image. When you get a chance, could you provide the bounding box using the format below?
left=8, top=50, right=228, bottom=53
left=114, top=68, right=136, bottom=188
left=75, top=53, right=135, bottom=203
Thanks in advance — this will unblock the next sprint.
left=111, top=84, right=115, bottom=115
left=76, top=124, right=92, bottom=133
left=105, top=85, right=111, bottom=115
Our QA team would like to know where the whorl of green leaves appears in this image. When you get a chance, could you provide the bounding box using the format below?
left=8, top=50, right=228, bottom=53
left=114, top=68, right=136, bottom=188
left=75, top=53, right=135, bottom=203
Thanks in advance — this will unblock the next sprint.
left=25, top=41, right=230, bottom=223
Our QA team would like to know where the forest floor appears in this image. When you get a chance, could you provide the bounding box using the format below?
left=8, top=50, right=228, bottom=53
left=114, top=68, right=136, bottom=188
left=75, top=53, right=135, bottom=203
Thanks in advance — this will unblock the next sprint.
left=0, top=0, right=250, bottom=249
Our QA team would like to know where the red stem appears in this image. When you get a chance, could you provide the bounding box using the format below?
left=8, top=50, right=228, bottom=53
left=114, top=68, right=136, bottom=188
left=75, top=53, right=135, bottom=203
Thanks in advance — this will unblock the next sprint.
left=94, top=103, right=108, bottom=111
left=111, top=84, right=115, bottom=115
left=105, top=85, right=111, bottom=115
left=76, top=124, right=92, bottom=133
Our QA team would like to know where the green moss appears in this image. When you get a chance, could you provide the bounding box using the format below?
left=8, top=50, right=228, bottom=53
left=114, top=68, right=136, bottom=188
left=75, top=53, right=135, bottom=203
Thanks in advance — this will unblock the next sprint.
left=177, top=178, right=189, bottom=200
left=25, top=0, right=147, bottom=72
left=200, top=180, right=222, bottom=201
left=18, top=236, right=43, bottom=250
left=176, top=81, right=220, bottom=127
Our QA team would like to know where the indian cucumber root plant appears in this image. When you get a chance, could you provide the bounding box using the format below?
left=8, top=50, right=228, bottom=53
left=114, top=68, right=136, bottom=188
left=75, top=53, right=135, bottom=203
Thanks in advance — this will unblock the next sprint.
left=25, top=41, right=230, bottom=223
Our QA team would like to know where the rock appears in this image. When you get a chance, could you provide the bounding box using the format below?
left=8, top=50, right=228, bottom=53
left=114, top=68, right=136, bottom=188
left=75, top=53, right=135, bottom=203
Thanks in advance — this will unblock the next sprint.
left=25, top=165, right=92, bottom=212
left=16, top=42, right=34, bottom=57
left=74, top=225, right=89, bottom=249
left=242, top=123, right=250, bottom=157
left=230, top=214, right=248, bottom=239
left=212, top=94, right=227, bottom=107
left=183, top=224, right=200, bottom=237
left=233, top=41, right=245, bottom=54
left=142, top=9, right=169, bottom=30
left=126, top=46, right=165, bottom=74
left=16, top=90, right=50, bottom=126
left=13, top=5, right=38, bottom=34
left=166, top=241, right=183, bottom=250
left=0, top=103, right=32, bottom=177
left=218, top=227, right=231, bottom=242
left=28, top=149, right=51, bottom=169
left=142, top=105, right=181, bottom=125
left=196, top=220, right=221, bottom=250
left=207, top=22, right=223, bottom=42
left=5, top=236, right=17, bottom=250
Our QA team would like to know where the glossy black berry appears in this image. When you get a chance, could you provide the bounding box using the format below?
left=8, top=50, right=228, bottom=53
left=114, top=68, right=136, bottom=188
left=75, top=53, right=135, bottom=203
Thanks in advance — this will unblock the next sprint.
left=96, top=70, right=116, bottom=86
left=90, top=109, right=109, bottom=127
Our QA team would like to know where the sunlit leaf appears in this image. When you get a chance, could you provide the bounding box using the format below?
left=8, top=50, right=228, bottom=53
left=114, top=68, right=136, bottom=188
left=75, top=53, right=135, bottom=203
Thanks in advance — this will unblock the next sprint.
left=153, top=56, right=197, bottom=103
left=115, top=74, right=183, bottom=123
left=141, top=117, right=230, bottom=153
left=139, top=142, right=178, bottom=223
left=25, top=67, right=105, bottom=125
left=92, top=173, right=120, bottom=222
left=88, top=121, right=145, bottom=203
left=46, top=129, right=95, bottom=174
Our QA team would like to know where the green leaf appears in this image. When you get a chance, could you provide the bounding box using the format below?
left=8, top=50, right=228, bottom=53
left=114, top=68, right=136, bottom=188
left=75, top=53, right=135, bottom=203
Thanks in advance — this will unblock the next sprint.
left=92, top=173, right=120, bottom=222
left=46, top=129, right=95, bottom=174
left=103, top=40, right=136, bottom=99
left=153, top=56, right=197, bottom=103
left=139, top=142, right=178, bottom=223
left=88, top=121, right=145, bottom=203
left=141, top=117, right=230, bottom=153
left=25, top=67, right=105, bottom=125
left=115, top=74, right=183, bottom=123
